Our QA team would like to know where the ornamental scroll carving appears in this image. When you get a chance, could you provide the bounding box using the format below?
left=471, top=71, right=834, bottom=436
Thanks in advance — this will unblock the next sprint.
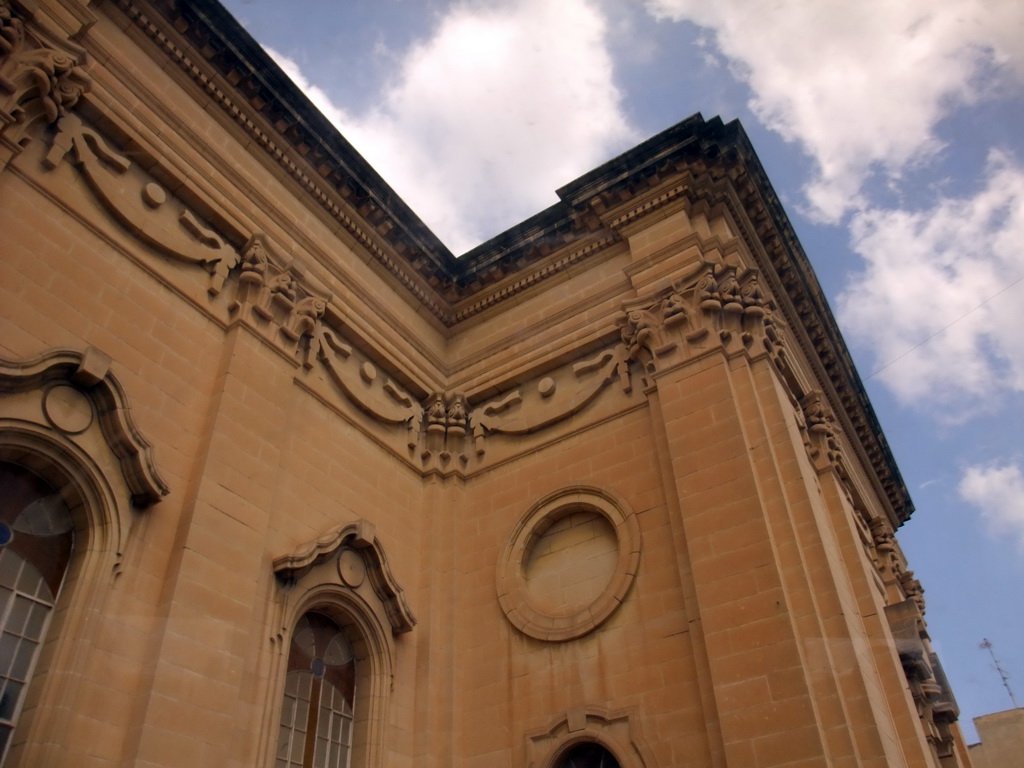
left=273, top=518, right=416, bottom=635
left=469, top=345, right=632, bottom=458
left=0, top=0, right=90, bottom=156
left=283, top=256, right=798, bottom=467
left=0, top=347, right=169, bottom=507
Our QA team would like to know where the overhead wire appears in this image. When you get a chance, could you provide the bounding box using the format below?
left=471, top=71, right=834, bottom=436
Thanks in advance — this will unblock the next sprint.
left=865, top=271, right=1024, bottom=380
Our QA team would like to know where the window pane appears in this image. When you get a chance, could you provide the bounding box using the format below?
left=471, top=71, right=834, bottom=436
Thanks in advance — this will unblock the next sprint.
left=6, top=597, right=29, bottom=636
left=0, top=681, right=22, bottom=720
left=0, top=462, right=75, bottom=766
left=22, top=602, right=48, bottom=642
left=11, top=639, right=37, bottom=682
left=0, top=635, right=17, bottom=677
left=278, top=612, right=355, bottom=768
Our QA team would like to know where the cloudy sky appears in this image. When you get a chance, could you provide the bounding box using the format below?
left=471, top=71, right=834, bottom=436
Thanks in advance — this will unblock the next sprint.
left=222, top=0, right=1024, bottom=740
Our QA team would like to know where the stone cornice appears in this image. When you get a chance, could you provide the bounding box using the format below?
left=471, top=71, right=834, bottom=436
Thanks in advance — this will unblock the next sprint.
left=92, top=0, right=912, bottom=523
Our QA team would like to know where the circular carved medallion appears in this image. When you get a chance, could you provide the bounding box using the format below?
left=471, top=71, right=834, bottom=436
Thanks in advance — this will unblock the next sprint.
left=337, top=547, right=366, bottom=588
left=43, top=385, right=94, bottom=434
left=496, top=487, right=640, bottom=642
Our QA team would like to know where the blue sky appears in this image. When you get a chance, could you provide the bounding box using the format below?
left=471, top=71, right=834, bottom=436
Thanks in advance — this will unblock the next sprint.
left=222, top=0, right=1024, bottom=741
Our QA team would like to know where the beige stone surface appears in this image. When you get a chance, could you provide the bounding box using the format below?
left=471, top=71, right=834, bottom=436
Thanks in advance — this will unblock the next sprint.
left=0, top=1, right=973, bottom=766
left=969, top=708, right=1024, bottom=768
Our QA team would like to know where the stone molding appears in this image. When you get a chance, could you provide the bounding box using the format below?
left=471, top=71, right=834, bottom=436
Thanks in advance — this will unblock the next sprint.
left=0, top=347, right=169, bottom=506
left=525, top=706, right=654, bottom=768
left=496, top=487, right=640, bottom=642
left=273, top=518, right=416, bottom=635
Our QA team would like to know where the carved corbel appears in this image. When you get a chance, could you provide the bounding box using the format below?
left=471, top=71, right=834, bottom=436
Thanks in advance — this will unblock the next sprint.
left=229, top=233, right=274, bottom=312
left=799, top=390, right=845, bottom=471
left=281, top=295, right=326, bottom=343
left=0, top=0, right=91, bottom=156
left=762, top=305, right=798, bottom=391
left=44, top=114, right=240, bottom=293
left=618, top=306, right=673, bottom=376
left=868, top=516, right=899, bottom=575
left=418, top=392, right=471, bottom=465
left=898, top=569, right=926, bottom=614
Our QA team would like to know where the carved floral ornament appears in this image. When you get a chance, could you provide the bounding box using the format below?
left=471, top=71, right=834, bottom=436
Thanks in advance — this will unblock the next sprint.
left=0, top=0, right=90, bottom=152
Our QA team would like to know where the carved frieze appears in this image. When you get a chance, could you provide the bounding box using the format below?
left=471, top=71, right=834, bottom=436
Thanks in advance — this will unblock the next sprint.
left=469, top=344, right=632, bottom=458
left=44, top=113, right=240, bottom=294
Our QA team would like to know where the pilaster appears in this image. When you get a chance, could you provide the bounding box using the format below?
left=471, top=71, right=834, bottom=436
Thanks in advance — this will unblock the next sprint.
left=650, top=348, right=832, bottom=767
left=128, top=322, right=294, bottom=768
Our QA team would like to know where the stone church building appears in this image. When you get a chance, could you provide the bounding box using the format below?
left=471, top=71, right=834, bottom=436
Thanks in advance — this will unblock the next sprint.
left=0, top=1, right=974, bottom=766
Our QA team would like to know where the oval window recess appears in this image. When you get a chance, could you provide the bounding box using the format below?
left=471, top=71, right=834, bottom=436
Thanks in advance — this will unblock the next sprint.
left=496, top=487, right=640, bottom=642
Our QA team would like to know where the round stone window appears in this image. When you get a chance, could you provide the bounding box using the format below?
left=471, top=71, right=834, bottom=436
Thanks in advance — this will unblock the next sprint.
left=496, top=487, right=640, bottom=642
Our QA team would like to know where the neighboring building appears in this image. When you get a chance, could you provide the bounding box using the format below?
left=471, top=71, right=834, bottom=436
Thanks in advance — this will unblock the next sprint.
left=969, top=708, right=1024, bottom=768
left=0, top=1, right=975, bottom=767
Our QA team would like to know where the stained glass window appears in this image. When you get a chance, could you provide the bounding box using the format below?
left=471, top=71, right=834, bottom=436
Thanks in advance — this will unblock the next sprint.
left=0, top=462, right=74, bottom=764
left=277, top=611, right=356, bottom=768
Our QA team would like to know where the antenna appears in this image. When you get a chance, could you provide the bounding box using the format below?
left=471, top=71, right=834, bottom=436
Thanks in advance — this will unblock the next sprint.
left=980, top=638, right=1019, bottom=709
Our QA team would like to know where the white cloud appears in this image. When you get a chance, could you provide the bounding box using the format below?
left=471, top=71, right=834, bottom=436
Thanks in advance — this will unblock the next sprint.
left=959, top=463, right=1024, bottom=550
left=837, top=151, right=1024, bottom=408
left=644, top=0, right=1024, bottom=222
left=272, top=0, right=635, bottom=254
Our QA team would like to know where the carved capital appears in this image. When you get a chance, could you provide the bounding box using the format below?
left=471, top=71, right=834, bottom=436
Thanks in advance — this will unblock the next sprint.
left=616, top=258, right=773, bottom=383
left=0, top=0, right=90, bottom=152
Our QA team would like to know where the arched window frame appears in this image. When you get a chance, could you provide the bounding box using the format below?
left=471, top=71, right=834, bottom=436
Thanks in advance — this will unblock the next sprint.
left=264, top=522, right=415, bottom=768
left=525, top=707, right=655, bottom=768
left=0, top=348, right=167, bottom=765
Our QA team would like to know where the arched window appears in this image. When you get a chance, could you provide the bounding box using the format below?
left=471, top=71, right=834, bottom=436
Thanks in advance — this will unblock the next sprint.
left=0, top=461, right=74, bottom=765
left=277, top=611, right=357, bottom=768
left=556, top=742, right=622, bottom=768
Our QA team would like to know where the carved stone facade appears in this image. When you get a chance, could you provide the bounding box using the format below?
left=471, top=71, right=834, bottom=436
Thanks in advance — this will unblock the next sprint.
left=0, top=1, right=973, bottom=767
